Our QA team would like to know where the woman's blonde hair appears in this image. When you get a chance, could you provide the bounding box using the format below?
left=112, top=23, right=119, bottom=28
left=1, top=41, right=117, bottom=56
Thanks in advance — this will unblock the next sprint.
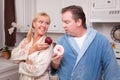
left=26, top=12, right=50, bottom=43
left=32, top=12, right=51, bottom=28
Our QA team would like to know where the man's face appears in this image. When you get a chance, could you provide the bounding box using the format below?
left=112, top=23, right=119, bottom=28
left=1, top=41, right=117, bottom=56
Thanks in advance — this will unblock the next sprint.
left=62, top=11, right=79, bottom=36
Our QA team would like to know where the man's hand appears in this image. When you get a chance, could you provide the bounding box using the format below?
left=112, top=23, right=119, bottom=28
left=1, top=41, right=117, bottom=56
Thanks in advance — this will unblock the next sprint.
left=51, top=52, right=63, bottom=69
left=51, top=45, right=64, bottom=69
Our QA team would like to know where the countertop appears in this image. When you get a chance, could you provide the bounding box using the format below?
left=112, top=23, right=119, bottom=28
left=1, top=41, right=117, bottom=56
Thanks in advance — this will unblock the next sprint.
left=0, top=57, right=19, bottom=74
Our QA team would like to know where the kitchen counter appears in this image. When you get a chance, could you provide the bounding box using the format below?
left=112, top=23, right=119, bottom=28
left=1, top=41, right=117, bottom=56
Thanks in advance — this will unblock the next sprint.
left=0, top=57, right=19, bottom=80
left=0, top=58, right=18, bottom=73
left=0, top=57, right=59, bottom=80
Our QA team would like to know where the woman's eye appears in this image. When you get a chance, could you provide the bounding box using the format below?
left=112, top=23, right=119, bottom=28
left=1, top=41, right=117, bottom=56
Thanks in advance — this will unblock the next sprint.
left=65, top=21, right=69, bottom=24
left=39, top=21, right=43, bottom=23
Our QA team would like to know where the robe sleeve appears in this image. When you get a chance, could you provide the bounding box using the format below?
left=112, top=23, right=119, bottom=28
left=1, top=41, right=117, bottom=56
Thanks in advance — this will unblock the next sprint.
left=102, top=40, right=120, bottom=79
left=11, top=38, right=29, bottom=61
left=19, top=46, right=53, bottom=77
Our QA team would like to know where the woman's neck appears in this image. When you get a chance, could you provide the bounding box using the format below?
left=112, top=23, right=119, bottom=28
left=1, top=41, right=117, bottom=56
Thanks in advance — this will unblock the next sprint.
left=33, top=34, right=42, bottom=44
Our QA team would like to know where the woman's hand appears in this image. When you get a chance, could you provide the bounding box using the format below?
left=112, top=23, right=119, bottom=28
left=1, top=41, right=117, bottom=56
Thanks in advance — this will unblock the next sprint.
left=29, top=43, right=49, bottom=54
left=34, top=42, right=49, bottom=50
left=26, top=58, right=33, bottom=65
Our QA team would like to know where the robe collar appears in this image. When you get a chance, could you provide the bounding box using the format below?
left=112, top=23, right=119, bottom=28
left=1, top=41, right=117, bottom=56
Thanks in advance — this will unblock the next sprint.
left=67, top=26, right=97, bottom=73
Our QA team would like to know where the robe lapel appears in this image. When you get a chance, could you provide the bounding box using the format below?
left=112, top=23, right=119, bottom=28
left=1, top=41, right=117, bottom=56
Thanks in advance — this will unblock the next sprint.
left=72, top=27, right=97, bottom=72
left=68, top=36, right=80, bottom=56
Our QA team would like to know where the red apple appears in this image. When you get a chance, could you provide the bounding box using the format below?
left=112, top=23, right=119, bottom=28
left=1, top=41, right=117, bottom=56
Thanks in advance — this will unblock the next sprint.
left=45, top=36, right=53, bottom=45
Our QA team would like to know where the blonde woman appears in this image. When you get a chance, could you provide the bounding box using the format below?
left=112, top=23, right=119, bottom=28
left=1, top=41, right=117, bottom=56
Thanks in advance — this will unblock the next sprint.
left=11, top=12, right=53, bottom=80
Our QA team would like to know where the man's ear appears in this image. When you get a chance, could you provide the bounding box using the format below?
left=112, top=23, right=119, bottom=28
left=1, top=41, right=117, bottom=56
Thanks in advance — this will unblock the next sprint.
left=76, top=19, right=82, bottom=26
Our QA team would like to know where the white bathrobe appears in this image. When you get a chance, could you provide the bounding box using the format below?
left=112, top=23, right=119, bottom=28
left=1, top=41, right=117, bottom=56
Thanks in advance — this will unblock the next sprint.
left=11, top=36, right=53, bottom=80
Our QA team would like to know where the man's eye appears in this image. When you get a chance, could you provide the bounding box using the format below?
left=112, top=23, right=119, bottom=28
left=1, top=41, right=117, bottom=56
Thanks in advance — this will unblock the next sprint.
left=65, top=21, right=69, bottom=24
left=39, top=21, right=43, bottom=23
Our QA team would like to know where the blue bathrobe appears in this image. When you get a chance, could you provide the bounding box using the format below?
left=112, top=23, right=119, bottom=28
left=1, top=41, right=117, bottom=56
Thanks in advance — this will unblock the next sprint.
left=51, top=26, right=120, bottom=80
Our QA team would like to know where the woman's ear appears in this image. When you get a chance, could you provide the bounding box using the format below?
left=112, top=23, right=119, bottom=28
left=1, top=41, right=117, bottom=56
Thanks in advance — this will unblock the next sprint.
left=32, top=22, right=35, bottom=28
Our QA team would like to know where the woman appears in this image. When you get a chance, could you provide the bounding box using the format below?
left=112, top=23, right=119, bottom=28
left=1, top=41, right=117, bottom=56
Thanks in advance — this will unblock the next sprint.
left=11, top=12, right=53, bottom=80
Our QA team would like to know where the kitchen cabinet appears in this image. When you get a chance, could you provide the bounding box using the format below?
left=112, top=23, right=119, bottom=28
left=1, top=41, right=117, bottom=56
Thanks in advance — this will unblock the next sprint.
left=91, top=0, right=120, bottom=22
left=15, top=0, right=91, bottom=33
left=0, top=58, right=19, bottom=80
left=36, top=0, right=91, bottom=33
left=61, top=0, right=91, bottom=25
left=16, top=0, right=64, bottom=33
left=92, top=0, right=116, bottom=9
left=15, top=0, right=35, bottom=32
left=36, top=0, right=64, bottom=33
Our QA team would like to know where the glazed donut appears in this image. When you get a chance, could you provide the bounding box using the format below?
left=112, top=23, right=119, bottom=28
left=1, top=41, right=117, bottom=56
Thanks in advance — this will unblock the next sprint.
left=53, top=45, right=64, bottom=56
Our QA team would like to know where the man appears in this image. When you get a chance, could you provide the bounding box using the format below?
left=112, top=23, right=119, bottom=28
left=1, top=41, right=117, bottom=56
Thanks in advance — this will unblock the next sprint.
left=51, top=5, right=120, bottom=80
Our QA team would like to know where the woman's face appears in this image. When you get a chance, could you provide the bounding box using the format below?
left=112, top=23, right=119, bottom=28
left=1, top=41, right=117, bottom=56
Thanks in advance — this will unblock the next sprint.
left=33, top=16, right=50, bottom=36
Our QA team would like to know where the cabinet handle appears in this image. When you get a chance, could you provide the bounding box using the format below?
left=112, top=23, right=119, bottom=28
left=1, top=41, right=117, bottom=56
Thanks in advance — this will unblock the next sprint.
left=53, top=25, right=56, bottom=27
left=107, top=0, right=111, bottom=3
left=27, top=25, right=30, bottom=27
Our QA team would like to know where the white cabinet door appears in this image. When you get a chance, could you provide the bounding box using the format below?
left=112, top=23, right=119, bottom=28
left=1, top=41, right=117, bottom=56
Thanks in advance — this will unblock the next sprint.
left=15, top=0, right=91, bottom=33
left=23, top=0, right=35, bottom=32
left=15, top=0, right=35, bottom=32
left=61, top=0, right=91, bottom=26
left=36, top=0, right=64, bottom=33
left=92, top=0, right=116, bottom=9
left=91, top=0, right=120, bottom=22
